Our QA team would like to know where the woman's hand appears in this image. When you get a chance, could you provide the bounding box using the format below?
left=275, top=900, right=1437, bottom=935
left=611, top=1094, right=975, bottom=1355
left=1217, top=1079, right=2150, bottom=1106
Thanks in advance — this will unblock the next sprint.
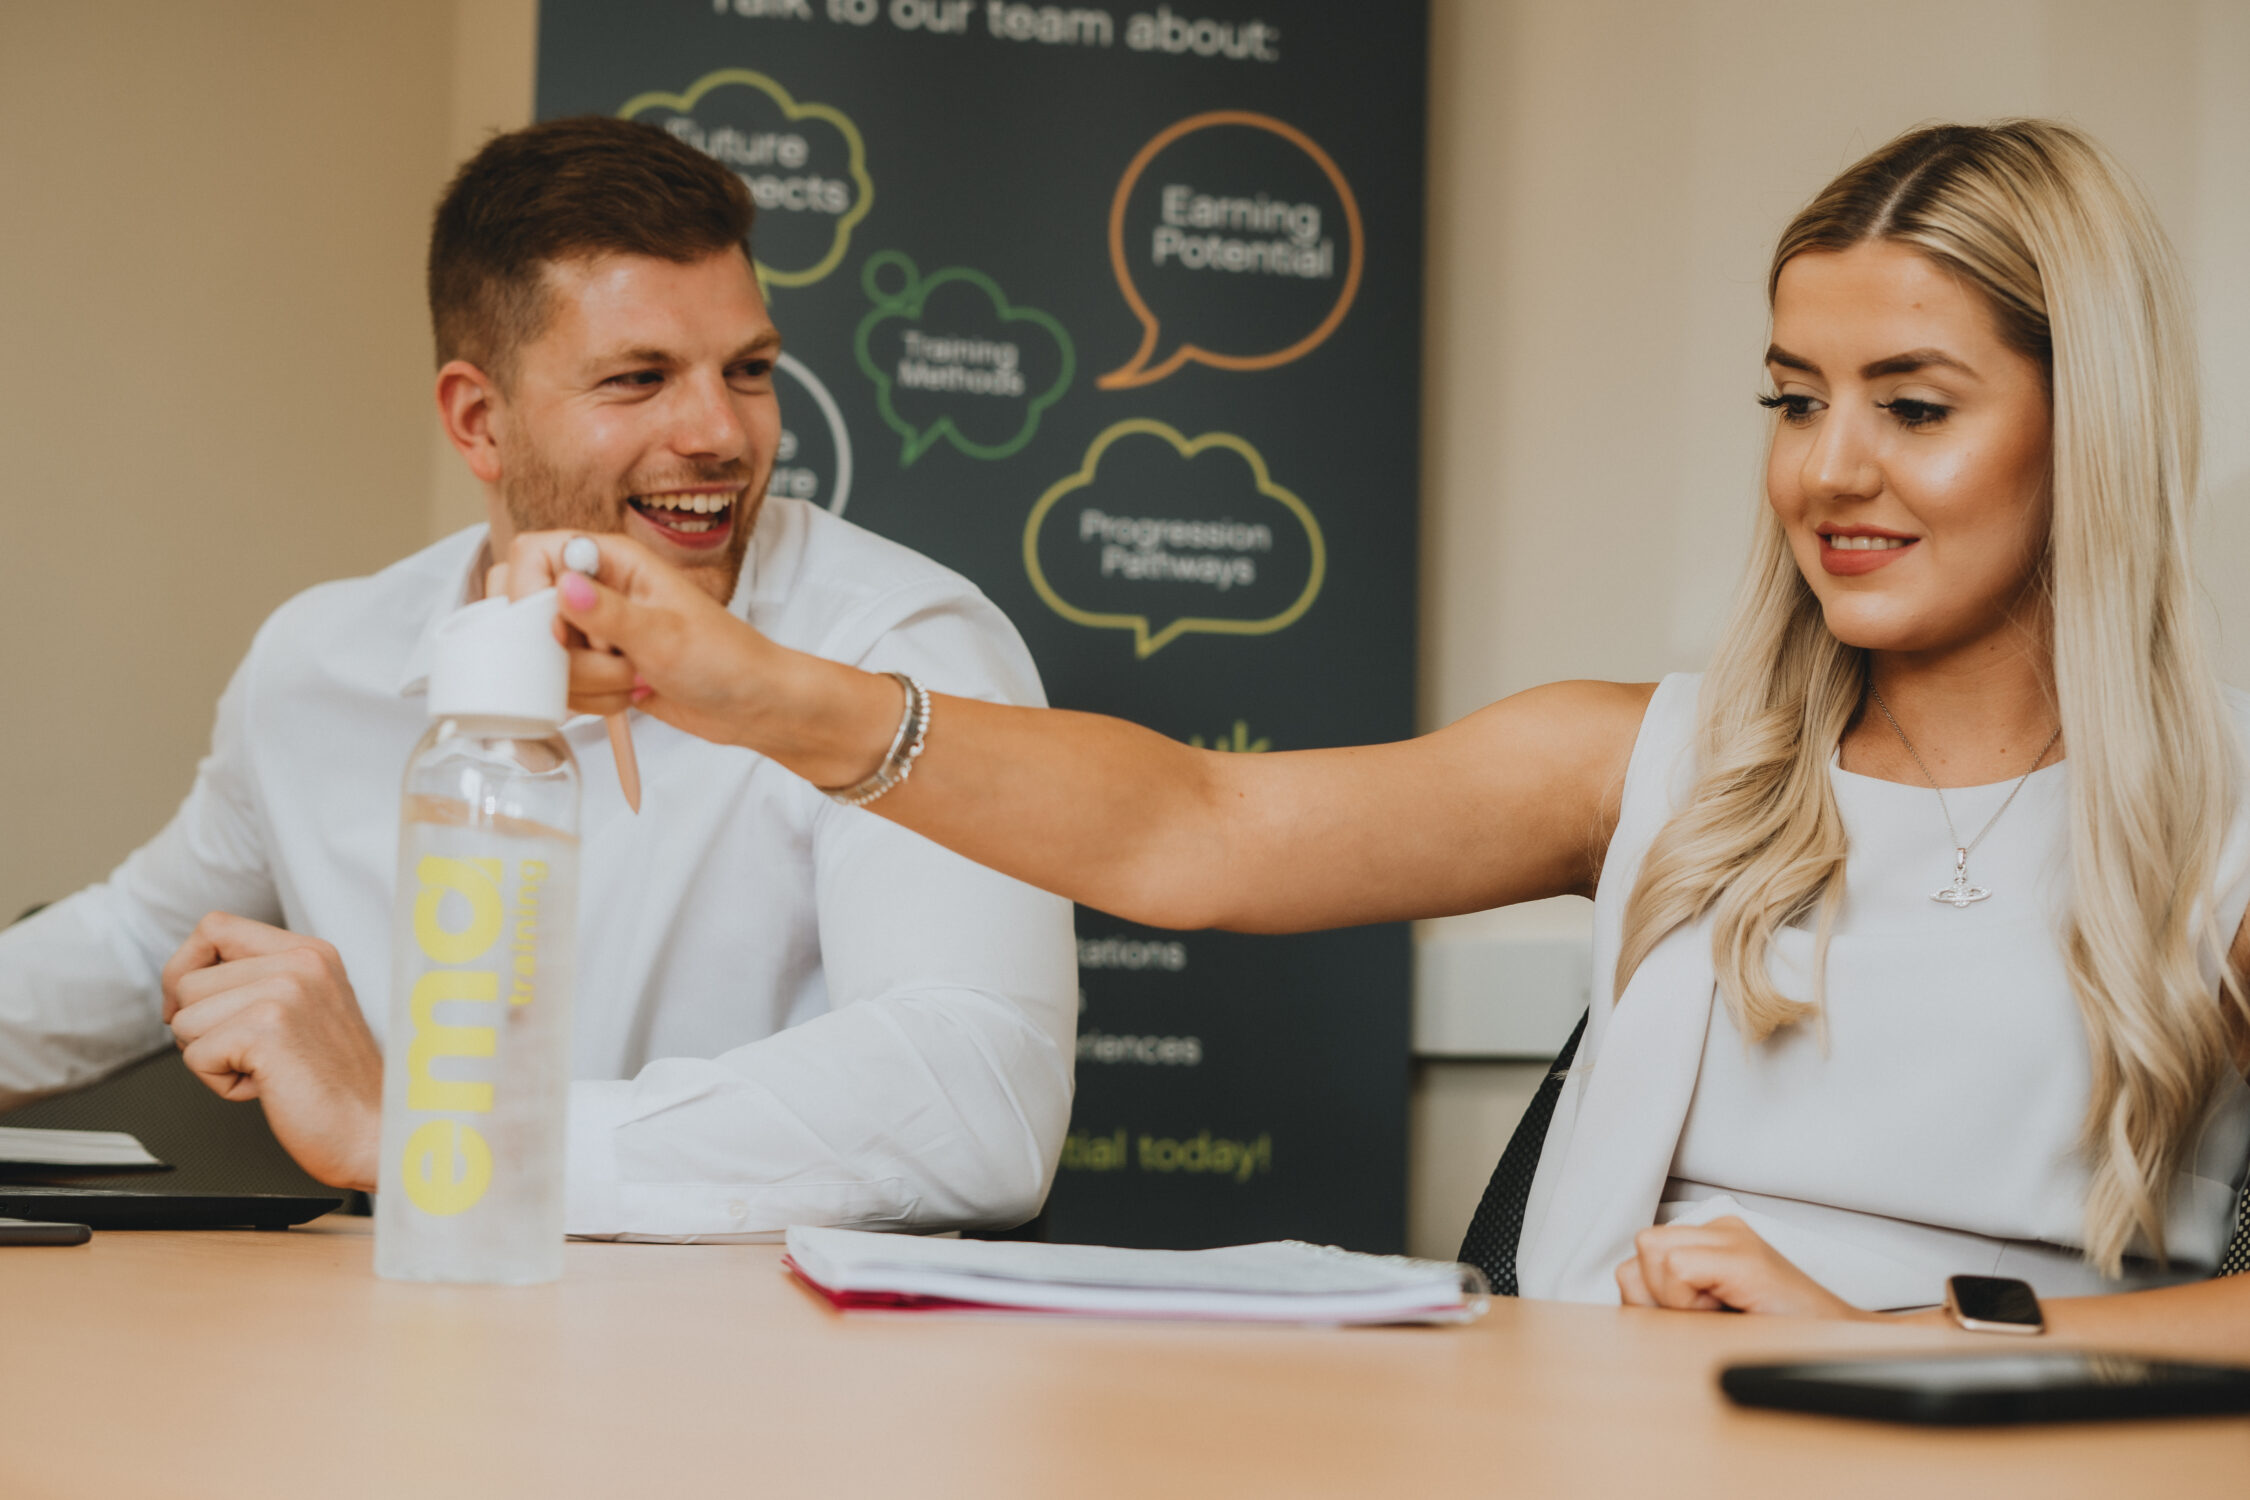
left=1615, top=1216, right=1870, bottom=1319
left=498, top=530, right=905, bottom=789
left=499, top=530, right=774, bottom=747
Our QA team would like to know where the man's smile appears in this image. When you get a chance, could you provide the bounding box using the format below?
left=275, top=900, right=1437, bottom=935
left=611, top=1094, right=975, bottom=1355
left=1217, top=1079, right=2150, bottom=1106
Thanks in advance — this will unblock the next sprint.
left=628, top=486, right=744, bottom=550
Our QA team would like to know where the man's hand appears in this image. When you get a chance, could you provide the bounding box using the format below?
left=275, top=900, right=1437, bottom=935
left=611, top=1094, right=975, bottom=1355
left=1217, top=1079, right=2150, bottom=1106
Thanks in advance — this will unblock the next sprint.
left=161, top=912, right=383, bottom=1193
left=1615, top=1216, right=1870, bottom=1319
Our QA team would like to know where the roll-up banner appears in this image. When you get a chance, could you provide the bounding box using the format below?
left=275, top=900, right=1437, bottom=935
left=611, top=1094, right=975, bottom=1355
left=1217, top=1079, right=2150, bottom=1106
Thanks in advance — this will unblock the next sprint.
left=537, top=0, right=1426, bottom=1253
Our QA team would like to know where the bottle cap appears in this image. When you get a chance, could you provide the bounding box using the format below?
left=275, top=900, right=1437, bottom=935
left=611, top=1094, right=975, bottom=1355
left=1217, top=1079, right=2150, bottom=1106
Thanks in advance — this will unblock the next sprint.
left=427, top=588, right=568, bottom=724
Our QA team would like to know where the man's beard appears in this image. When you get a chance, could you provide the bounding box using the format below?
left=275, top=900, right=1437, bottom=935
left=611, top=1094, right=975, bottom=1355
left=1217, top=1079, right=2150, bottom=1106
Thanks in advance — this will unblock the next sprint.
left=498, top=439, right=757, bottom=585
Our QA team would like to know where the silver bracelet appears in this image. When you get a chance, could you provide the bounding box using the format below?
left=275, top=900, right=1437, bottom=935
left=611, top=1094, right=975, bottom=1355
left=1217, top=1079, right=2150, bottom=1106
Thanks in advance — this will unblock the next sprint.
left=821, top=672, right=930, bottom=808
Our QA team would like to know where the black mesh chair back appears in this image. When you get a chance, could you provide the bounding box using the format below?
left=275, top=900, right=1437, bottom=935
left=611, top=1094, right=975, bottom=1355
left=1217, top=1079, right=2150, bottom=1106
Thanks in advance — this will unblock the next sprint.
left=1456, top=1013, right=1584, bottom=1296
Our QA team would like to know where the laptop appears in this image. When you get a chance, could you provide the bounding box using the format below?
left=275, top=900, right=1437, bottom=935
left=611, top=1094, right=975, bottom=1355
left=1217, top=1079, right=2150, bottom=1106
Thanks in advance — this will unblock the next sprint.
left=0, top=1184, right=339, bottom=1231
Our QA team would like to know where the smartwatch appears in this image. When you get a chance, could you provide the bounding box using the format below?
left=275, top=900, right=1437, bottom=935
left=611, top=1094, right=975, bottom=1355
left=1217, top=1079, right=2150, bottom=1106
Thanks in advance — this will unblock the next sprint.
left=1944, top=1274, right=2046, bottom=1334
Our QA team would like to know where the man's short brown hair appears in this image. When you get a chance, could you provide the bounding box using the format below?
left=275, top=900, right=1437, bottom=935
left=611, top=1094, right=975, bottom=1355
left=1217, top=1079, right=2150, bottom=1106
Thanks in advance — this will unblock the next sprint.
left=428, top=116, right=755, bottom=383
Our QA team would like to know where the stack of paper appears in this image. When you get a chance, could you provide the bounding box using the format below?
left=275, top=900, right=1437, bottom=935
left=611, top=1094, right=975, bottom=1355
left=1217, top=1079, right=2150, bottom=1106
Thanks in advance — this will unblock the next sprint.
left=783, top=1225, right=1486, bottom=1325
left=0, top=1126, right=166, bottom=1171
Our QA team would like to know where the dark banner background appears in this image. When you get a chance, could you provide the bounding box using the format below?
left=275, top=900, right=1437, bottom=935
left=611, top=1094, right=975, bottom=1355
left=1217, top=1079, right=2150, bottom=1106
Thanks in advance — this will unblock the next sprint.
left=538, top=0, right=1426, bottom=1252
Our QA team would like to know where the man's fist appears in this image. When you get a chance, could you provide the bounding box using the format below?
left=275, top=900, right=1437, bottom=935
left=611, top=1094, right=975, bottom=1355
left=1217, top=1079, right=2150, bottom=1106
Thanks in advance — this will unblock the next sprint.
left=161, top=912, right=383, bottom=1193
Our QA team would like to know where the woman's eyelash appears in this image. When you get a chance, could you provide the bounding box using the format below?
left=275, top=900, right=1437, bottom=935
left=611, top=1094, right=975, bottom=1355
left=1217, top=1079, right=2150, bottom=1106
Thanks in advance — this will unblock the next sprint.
left=1875, top=397, right=1949, bottom=428
left=1756, top=392, right=1952, bottom=429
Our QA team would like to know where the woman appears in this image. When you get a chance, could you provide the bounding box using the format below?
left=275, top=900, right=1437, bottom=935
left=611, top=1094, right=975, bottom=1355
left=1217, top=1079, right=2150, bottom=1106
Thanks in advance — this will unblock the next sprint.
left=508, top=121, right=2250, bottom=1340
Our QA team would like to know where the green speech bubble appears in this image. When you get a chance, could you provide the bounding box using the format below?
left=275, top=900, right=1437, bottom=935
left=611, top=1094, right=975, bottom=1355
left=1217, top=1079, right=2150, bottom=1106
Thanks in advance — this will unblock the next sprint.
left=855, top=251, right=1074, bottom=466
left=619, top=68, right=873, bottom=291
left=1023, top=418, right=1326, bottom=658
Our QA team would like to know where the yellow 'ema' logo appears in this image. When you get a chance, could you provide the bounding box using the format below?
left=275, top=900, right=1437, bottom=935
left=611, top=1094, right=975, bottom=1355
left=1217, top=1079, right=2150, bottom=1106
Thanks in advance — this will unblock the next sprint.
left=398, top=855, right=512, bottom=1217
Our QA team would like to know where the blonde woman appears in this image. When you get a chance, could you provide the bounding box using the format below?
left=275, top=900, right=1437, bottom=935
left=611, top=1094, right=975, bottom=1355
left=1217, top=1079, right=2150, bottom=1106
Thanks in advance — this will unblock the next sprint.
left=509, top=121, right=2250, bottom=1336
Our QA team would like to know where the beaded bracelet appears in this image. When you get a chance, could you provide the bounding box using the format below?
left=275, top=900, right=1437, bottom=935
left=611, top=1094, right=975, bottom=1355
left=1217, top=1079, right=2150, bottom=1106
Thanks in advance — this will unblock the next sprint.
left=821, top=672, right=930, bottom=808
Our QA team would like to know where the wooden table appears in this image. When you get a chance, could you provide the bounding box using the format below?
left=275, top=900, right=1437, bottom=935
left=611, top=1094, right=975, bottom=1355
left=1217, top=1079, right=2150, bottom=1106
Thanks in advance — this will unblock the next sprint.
left=3, top=1218, right=2243, bottom=1499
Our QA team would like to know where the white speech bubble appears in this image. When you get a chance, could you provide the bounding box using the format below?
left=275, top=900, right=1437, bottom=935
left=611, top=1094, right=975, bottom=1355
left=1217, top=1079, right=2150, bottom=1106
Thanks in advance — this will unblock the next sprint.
left=771, top=351, right=854, bottom=517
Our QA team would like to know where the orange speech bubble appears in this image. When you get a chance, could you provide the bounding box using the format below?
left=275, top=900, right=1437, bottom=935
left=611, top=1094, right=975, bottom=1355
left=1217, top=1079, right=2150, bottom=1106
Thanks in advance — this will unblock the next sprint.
left=1098, top=111, right=1364, bottom=391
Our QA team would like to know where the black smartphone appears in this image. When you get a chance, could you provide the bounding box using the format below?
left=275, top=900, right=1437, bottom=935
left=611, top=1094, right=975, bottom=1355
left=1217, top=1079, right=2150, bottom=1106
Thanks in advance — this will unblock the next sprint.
left=1721, top=1351, right=2250, bottom=1425
left=0, top=1217, right=92, bottom=1246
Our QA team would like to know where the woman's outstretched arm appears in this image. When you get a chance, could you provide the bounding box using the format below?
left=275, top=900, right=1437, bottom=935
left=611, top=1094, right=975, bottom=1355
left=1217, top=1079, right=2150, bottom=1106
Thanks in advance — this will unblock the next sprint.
left=507, top=531, right=1653, bottom=933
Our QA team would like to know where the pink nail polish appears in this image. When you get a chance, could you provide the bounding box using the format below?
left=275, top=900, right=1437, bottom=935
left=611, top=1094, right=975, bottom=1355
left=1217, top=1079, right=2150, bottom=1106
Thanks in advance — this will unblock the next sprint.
left=560, top=573, right=597, bottom=610
left=631, top=685, right=653, bottom=704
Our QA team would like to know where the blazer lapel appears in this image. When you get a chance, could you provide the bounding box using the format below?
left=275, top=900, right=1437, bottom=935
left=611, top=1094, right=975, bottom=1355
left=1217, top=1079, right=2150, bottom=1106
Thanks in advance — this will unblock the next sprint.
left=1515, top=915, right=1717, bottom=1302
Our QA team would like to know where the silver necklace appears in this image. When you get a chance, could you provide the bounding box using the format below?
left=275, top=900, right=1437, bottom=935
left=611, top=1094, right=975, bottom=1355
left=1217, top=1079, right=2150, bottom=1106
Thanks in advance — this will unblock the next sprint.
left=1867, top=686, right=2062, bottom=909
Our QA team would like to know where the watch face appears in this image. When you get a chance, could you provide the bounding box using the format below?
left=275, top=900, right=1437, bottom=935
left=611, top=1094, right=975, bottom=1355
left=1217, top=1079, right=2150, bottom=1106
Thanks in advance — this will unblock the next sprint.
left=1949, top=1274, right=2043, bottom=1329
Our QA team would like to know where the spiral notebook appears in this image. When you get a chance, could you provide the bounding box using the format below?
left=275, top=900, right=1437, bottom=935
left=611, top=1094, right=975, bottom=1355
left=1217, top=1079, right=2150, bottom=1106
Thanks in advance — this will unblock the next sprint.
left=784, top=1225, right=1488, bottom=1324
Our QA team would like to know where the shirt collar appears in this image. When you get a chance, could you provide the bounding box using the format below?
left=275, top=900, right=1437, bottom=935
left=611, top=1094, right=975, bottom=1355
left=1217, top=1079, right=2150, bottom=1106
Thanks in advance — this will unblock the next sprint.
left=397, top=529, right=494, bottom=699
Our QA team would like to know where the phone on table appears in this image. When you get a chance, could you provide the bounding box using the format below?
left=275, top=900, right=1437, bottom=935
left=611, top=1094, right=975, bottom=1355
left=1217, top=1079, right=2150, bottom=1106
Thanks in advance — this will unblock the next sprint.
left=1721, top=1350, right=2250, bottom=1425
left=0, top=1217, right=91, bottom=1246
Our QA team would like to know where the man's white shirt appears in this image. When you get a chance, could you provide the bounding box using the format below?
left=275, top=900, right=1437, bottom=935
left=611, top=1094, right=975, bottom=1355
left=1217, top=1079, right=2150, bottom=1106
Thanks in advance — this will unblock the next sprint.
left=0, top=498, right=1079, bottom=1239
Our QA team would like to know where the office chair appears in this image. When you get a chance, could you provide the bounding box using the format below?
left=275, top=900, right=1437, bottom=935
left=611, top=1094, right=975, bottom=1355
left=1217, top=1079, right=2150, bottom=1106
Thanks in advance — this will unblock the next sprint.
left=1455, top=1013, right=1584, bottom=1296
left=1458, top=1009, right=2250, bottom=1295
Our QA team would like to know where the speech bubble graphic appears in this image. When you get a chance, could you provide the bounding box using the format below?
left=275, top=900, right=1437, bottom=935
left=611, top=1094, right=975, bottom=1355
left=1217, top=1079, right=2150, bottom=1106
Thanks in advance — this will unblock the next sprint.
left=1187, top=721, right=1271, bottom=753
left=768, top=352, right=855, bottom=516
left=1024, top=419, right=1326, bottom=658
left=619, top=68, right=873, bottom=291
left=1098, top=111, right=1364, bottom=390
left=855, top=250, right=1074, bottom=465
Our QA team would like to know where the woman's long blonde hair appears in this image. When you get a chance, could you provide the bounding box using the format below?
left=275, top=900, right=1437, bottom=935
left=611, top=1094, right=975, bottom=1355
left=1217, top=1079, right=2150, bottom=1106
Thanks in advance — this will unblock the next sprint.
left=1615, top=121, right=2244, bottom=1273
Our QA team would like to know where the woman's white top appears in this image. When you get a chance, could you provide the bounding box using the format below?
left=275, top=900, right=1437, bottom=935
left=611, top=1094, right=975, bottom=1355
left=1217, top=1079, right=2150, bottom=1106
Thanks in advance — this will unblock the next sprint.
left=1516, top=674, right=2250, bottom=1308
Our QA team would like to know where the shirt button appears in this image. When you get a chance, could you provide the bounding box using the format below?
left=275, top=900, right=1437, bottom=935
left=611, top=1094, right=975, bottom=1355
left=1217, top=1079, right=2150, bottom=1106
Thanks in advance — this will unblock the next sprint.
left=726, top=1199, right=748, bottom=1222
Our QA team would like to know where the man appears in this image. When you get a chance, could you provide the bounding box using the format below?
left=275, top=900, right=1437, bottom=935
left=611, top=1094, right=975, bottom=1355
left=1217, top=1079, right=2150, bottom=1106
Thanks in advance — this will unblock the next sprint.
left=0, top=117, right=1077, bottom=1238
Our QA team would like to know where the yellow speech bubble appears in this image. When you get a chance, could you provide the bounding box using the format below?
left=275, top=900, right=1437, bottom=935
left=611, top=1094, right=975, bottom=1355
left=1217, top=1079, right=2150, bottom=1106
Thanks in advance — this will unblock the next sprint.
left=1023, top=418, right=1326, bottom=658
left=1098, top=111, right=1364, bottom=390
left=619, top=68, right=873, bottom=291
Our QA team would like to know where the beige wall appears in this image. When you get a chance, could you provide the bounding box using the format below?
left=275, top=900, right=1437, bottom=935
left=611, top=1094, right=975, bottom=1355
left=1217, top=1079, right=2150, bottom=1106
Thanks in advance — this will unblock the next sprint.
left=6, top=1, right=2246, bottom=1257
left=1, top=2, right=480, bottom=921
left=0, top=0, right=537, bottom=925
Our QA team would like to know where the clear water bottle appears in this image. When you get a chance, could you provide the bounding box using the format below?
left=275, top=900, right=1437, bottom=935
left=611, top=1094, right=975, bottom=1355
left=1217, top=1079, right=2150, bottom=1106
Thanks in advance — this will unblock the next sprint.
left=376, top=588, right=579, bottom=1285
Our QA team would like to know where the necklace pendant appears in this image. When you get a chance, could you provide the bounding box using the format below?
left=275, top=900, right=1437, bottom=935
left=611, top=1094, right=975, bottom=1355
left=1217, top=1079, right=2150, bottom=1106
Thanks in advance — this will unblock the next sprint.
left=1931, top=847, right=1991, bottom=908
left=1933, top=875, right=1992, bottom=908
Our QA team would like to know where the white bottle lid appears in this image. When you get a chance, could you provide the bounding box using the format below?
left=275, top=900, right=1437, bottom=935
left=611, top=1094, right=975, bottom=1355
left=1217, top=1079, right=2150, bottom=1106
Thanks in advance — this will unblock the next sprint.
left=427, top=588, right=568, bottom=724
